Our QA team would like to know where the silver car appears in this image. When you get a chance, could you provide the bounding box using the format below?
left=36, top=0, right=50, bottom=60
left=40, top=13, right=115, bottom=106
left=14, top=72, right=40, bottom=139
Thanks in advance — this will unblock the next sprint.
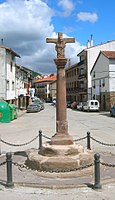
left=26, top=103, right=41, bottom=113
left=76, top=102, right=83, bottom=111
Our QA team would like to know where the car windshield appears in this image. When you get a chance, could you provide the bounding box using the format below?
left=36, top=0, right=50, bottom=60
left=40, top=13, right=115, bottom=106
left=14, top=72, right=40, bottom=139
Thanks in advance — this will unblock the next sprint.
left=78, top=102, right=82, bottom=105
left=29, top=104, right=38, bottom=107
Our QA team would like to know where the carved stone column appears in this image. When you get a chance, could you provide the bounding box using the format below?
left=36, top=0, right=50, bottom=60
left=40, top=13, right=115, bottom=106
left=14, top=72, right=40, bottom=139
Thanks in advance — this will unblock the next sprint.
left=51, top=58, right=73, bottom=145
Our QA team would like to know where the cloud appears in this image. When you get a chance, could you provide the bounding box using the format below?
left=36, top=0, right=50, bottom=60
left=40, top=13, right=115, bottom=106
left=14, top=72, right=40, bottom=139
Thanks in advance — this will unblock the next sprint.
left=0, top=0, right=85, bottom=74
left=77, top=12, right=98, bottom=23
left=58, top=0, right=75, bottom=17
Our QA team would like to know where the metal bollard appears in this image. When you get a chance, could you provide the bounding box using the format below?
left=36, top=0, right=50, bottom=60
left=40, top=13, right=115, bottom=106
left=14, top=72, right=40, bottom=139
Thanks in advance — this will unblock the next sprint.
left=93, top=153, right=101, bottom=189
left=87, top=131, right=91, bottom=150
left=39, top=130, right=42, bottom=149
left=6, top=152, right=14, bottom=187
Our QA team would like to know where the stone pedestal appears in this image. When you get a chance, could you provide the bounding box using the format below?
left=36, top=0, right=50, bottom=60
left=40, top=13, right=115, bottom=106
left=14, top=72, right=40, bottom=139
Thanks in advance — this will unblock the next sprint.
left=26, top=142, right=93, bottom=175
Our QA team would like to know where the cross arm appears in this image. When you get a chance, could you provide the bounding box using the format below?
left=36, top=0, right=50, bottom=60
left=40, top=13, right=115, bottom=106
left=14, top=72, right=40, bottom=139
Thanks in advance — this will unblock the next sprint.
left=63, top=38, right=75, bottom=43
left=46, top=38, right=57, bottom=43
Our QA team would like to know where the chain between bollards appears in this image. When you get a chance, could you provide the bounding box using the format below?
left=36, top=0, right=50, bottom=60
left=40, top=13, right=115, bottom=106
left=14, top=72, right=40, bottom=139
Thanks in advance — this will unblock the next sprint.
left=6, top=152, right=14, bottom=188
left=39, top=130, right=42, bottom=150
left=87, top=131, right=91, bottom=150
left=93, top=153, right=102, bottom=189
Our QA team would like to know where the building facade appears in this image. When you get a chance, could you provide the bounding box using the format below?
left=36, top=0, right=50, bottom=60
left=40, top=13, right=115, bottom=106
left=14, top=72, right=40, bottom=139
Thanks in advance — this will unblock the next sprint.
left=65, top=63, right=78, bottom=102
left=15, top=65, right=35, bottom=109
left=77, top=40, right=115, bottom=102
left=34, top=74, right=56, bottom=101
left=0, top=44, right=39, bottom=109
left=49, top=80, right=56, bottom=101
left=0, top=45, right=20, bottom=103
left=91, top=51, right=115, bottom=111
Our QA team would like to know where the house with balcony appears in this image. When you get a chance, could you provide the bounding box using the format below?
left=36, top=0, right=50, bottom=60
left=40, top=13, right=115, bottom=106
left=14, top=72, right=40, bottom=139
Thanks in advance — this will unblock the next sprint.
left=34, top=74, right=57, bottom=101
left=91, top=51, right=115, bottom=111
left=0, top=44, right=20, bottom=103
left=16, top=65, right=40, bottom=109
left=15, top=65, right=35, bottom=109
left=77, top=39, right=115, bottom=102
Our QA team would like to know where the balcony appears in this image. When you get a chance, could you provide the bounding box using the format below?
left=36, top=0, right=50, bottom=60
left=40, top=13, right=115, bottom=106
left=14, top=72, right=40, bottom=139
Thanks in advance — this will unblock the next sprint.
left=77, top=60, right=85, bottom=66
left=79, top=87, right=87, bottom=92
left=78, top=73, right=86, bottom=79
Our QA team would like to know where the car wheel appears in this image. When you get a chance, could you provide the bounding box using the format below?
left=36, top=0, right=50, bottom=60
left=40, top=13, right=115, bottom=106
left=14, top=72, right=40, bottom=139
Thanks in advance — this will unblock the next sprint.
left=110, top=111, right=113, bottom=117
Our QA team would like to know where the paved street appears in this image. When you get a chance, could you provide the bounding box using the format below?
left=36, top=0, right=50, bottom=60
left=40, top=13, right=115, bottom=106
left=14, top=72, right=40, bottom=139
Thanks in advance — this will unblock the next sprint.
left=0, top=103, right=115, bottom=154
left=0, top=183, right=115, bottom=200
left=0, top=103, right=115, bottom=199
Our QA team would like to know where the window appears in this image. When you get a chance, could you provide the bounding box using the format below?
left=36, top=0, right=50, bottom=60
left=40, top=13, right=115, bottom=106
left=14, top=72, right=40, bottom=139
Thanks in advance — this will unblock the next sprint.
left=6, top=80, right=9, bottom=90
left=12, top=55, right=15, bottom=62
left=80, top=68, right=84, bottom=76
left=80, top=81, right=84, bottom=89
left=93, top=80, right=95, bottom=88
left=102, top=79, right=105, bottom=87
left=12, top=81, right=14, bottom=90
left=74, top=69, right=76, bottom=75
left=74, top=81, right=76, bottom=88
left=10, top=61, right=13, bottom=72
left=91, top=101, right=94, bottom=105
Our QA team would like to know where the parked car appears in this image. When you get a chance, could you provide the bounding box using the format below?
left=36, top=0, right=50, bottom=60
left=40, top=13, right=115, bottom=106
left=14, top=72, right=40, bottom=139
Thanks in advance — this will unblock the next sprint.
left=52, top=98, right=56, bottom=104
left=71, top=101, right=77, bottom=109
left=26, top=103, right=41, bottom=113
left=83, top=100, right=100, bottom=112
left=77, top=102, right=83, bottom=111
left=110, top=105, right=115, bottom=117
left=66, top=101, right=71, bottom=108
left=31, top=96, right=39, bottom=102
left=34, top=99, right=44, bottom=110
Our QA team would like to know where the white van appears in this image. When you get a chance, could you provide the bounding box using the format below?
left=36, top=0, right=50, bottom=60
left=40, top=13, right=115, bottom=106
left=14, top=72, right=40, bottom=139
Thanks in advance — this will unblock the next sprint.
left=83, top=100, right=100, bottom=112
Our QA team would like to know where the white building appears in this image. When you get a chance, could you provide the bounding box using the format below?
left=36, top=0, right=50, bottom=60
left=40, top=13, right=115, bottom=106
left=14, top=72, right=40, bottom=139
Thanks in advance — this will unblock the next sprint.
left=0, top=45, right=20, bottom=103
left=15, top=65, right=36, bottom=109
left=91, top=51, right=115, bottom=111
left=77, top=40, right=115, bottom=102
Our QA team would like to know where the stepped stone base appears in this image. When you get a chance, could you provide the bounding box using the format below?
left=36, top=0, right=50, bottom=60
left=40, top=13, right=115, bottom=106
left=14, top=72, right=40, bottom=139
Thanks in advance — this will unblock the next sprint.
left=50, top=133, right=73, bottom=145
left=26, top=142, right=94, bottom=175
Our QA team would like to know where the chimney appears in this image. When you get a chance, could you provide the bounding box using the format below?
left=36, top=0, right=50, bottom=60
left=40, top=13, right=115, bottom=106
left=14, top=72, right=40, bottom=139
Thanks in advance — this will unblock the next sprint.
left=1, top=38, right=3, bottom=45
left=90, top=34, right=93, bottom=47
left=87, top=40, right=90, bottom=48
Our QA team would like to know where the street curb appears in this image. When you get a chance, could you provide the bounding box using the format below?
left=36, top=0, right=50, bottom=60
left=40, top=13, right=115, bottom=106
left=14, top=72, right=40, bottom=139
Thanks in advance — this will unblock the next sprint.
left=10, top=178, right=115, bottom=190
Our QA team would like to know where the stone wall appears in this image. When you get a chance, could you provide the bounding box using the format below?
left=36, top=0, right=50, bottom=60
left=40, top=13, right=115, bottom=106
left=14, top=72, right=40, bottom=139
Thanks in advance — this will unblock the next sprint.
left=96, top=92, right=115, bottom=111
left=109, top=92, right=115, bottom=107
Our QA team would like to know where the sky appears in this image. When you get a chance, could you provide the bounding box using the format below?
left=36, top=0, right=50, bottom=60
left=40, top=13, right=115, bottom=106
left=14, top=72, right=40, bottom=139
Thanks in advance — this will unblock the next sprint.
left=0, top=0, right=115, bottom=74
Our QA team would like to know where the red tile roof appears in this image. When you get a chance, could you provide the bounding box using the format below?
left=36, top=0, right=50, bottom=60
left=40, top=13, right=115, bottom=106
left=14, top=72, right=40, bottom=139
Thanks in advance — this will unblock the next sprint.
left=34, top=74, right=56, bottom=83
left=101, top=51, right=115, bottom=59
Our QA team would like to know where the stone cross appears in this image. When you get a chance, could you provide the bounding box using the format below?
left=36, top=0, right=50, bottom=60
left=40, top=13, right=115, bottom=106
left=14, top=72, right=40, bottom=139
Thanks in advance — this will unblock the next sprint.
left=46, top=32, right=75, bottom=145
left=46, top=32, right=75, bottom=58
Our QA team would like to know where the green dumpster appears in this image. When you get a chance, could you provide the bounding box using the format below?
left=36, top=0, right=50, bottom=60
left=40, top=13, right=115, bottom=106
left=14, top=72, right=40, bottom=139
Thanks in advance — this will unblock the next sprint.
left=13, top=104, right=18, bottom=119
left=0, top=101, right=11, bottom=123
left=9, top=104, right=18, bottom=120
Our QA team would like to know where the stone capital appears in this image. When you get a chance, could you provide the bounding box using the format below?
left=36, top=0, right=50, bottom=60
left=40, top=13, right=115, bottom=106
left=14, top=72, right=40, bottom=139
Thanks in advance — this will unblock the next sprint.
left=54, top=58, right=68, bottom=67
